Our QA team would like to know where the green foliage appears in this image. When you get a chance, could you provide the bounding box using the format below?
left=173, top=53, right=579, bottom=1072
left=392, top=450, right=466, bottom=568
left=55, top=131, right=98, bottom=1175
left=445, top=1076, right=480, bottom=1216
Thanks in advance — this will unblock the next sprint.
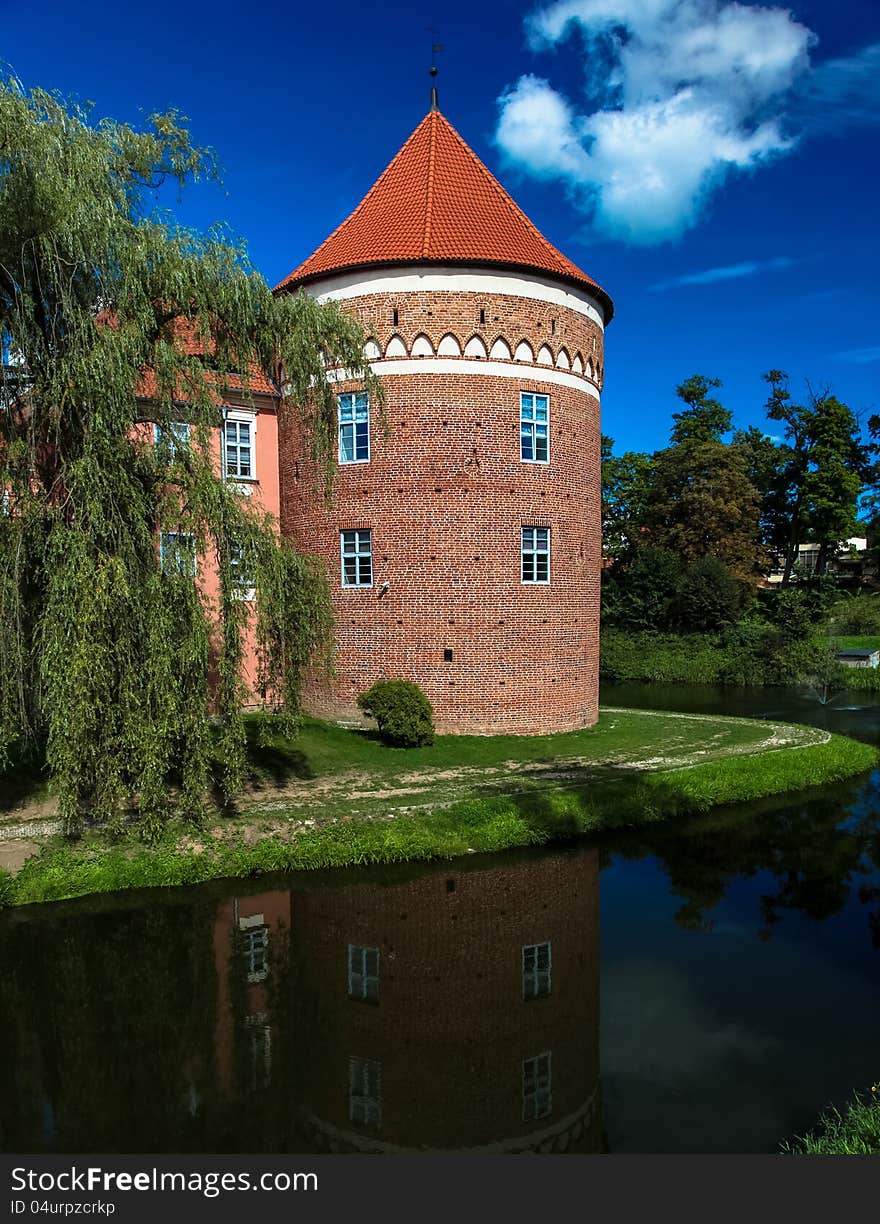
left=603, top=549, right=743, bottom=634
left=602, top=547, right=684, bottom=630
left=670, top=374, right=732, bottom=445
left=793, top=643, right=849, bottom=704
left=645, top=438, right=765, bottom=583
left=759, top=585, right=831, bottom=642
left=675, top=555, right=742, bottom=631
left=783, top=1085, right=880, bottom=1155
left=601, top=436, right=654, bottom=559
left=600, top=622, right=836, bottom=688
left=828, top=592, right=880, bottom=636
left=601, top=629, right=731, bottom=684
left=5, top=725, right=875, bottom=908
left=357, top=680, right=436, bottom=747
left=0, top=867, right=12, bottom=909
left=763, top=371, right=871, bottom=584
left=0, top=81, right=372, bottom=833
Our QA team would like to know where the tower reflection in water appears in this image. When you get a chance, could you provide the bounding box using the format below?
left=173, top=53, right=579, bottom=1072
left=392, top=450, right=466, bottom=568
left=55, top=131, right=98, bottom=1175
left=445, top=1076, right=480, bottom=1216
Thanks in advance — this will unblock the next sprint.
left=0, top=846, right=601, bottom=1153
left=213, top=845, right=601, bottom=1154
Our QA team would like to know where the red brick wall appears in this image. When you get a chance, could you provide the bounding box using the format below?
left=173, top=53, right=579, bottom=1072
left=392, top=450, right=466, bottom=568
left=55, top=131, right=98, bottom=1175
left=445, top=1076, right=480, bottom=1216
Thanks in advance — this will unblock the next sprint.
left=331, top=286, right=605, bottom=386
left=290, top=846, right=601, bottom=1152
left=280, top=286, right=603, bottom=734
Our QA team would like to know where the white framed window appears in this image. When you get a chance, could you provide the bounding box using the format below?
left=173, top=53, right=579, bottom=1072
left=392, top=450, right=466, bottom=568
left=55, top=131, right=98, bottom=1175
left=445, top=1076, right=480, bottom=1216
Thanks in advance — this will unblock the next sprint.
left=223, top=412, right=255, bottom=480
left=154, top=421, right=190, bottom=459
left=349, top=1057, right=381, bottom=1128
left=521, top=527, right=550, bottom=584
left=520, top=393, right=549, bottom=463
left=230, top=542, right=256, bottom=602
left=159, top=531, right=196, bottom=578
left=243, top=926, right=269, bottom=982
left=338, top=392, right=370, bottom=464
left=348, top=944, right=380, bottom=1002
left=522, top=1052, right=552, bottom=1121
left=522, top=942, right=552, bottom=999
left=341, top=529, right=373, bottom=588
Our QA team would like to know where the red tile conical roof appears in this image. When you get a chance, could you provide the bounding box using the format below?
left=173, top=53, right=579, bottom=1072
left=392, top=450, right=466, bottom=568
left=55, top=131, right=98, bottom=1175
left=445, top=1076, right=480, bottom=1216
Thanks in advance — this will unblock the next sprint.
left=275, top=110, right=612, bottom=320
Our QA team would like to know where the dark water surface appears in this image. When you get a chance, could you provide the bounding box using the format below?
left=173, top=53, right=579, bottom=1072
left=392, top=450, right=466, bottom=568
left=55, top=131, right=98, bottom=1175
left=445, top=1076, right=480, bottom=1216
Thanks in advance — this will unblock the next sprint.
left=1, top=684, right=878, bottom=1154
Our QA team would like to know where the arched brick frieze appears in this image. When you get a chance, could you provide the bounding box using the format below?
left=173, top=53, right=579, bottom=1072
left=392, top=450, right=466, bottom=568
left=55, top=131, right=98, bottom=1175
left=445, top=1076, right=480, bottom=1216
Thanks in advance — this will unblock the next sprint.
left=463, top=334, right=488, bottom=358
left=410, top=333, right=434, bottom=357
left=384, top=334, right=407, bottom=358
left=437, top=332, right=463, bottom=356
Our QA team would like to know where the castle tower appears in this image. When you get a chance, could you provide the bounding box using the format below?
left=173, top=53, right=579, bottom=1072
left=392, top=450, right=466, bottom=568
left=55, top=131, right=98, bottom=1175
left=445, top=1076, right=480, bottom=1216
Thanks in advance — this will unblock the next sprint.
left=276, top=109, right=613, bottom=734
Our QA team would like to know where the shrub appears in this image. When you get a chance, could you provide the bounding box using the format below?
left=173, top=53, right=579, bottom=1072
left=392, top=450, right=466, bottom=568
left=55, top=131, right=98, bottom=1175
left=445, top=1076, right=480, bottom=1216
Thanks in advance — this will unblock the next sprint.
left=602, top=547, right=684, bottom=630
left=829, top=592, right=880, bottom=636
left=0, top=868, right=13, bottom=910
left=357, top=680, right=435, bottom=747
left=676, top=556, right=742, bottom=631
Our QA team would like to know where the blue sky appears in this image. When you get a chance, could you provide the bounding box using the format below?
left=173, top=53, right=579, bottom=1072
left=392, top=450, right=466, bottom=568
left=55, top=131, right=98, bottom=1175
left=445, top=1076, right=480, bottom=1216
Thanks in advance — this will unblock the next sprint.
left=3, top=0, right=878, bottom=453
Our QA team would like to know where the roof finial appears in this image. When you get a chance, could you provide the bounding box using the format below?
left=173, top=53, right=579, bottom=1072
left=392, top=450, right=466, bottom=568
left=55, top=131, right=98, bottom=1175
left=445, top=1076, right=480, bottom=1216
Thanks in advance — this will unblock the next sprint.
left=429, top=38, right=443, bottom=111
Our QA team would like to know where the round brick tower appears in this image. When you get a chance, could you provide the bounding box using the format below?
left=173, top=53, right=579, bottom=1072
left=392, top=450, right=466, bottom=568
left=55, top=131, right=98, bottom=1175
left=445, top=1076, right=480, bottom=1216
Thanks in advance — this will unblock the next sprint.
left=275, top=108, right=613, bottom=734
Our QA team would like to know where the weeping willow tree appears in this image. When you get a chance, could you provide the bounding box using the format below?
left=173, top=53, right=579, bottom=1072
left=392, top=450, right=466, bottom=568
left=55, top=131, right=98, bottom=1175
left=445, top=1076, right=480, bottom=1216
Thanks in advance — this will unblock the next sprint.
left=0, top=81, right=374, bottom=836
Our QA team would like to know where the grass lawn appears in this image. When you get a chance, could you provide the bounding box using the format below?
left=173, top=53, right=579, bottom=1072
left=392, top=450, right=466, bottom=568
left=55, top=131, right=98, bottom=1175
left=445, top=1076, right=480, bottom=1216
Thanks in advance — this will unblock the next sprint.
left=827, top=635, right=880, bottom=651
left=2, top=707, right=877, bottom=907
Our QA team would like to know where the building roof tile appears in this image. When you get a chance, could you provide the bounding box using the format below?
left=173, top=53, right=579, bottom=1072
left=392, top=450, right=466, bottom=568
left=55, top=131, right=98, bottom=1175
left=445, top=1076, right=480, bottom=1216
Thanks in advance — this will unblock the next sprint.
left=275, top=110, right=613, bottom=320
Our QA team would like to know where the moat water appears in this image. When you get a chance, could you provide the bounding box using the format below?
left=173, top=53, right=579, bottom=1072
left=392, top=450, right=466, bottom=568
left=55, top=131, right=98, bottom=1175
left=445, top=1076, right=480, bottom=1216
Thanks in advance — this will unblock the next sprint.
left=1, top=683, right=878, bottom=1154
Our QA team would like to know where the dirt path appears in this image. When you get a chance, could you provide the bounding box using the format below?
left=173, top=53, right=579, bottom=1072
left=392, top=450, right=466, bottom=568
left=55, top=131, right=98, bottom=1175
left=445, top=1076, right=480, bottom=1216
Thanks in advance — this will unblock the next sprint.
left=0, top=709, right=830, bottom=862
left=239, top=710, right=828, bottom=816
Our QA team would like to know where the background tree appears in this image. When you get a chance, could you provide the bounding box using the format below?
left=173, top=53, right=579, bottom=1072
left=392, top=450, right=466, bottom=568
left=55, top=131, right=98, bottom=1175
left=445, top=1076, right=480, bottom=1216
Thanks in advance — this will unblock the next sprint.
left=600, top=435, right=653, bottom=559
left=669, top=374, right=732, bottom=445
left=644, top=438, right=764, bottom=585
left=763, top=371, right=870, bottom=584
left=602, top=546, right=684, bottom=630
left=0, top=82, right=374, bottom=834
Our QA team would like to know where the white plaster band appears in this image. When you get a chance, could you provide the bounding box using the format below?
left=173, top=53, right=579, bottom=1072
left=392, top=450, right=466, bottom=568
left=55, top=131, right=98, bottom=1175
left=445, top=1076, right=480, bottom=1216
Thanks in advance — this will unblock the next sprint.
left=328, top=358, right=601, bottom=399
left=309, top=265, right=606, bottom=328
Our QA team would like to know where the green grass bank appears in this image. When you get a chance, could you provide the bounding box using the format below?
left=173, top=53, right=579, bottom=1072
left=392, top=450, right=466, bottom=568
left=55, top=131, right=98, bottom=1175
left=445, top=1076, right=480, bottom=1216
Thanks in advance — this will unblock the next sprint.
left=1, top=709, right=876, bottom=909
left=601, top=627, right=880, bottom=690
left=783, top=1084, right=880, bottom=1154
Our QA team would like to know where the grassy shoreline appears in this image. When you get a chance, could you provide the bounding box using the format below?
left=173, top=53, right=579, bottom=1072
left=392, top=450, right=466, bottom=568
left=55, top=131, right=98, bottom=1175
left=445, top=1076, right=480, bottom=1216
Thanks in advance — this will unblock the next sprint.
left=601, top=627, right=880, bottom=690
left=1, top=708, right=876, bottom=909
left=783, top=1084, right=880, bottom=1154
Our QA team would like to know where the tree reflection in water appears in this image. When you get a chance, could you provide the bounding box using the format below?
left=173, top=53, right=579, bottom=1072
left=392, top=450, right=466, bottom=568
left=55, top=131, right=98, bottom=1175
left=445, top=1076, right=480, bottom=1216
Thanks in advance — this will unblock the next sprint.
left=0, top=846, right=602, bottom=1154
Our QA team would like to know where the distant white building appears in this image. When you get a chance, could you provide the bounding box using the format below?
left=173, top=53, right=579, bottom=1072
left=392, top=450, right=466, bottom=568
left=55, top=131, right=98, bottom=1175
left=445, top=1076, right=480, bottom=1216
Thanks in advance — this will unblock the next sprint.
left=766, top=538, right=868, bottom=584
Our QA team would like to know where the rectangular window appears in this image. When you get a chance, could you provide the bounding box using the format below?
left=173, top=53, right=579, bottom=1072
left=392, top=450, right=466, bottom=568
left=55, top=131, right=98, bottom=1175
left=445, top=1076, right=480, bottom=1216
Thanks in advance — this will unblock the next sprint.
left=154, top=421, right=190, bottom=459
left=224, top=414, right=255, bottom=480
left=348, top=944, right=380, bottom=1002
left=522, top=942, right=552, bottom=999
left=230, top=542, right=256, bottom=601
left=349, top=1057, right=382, bottom=1128
left=522, top=1052, right=552, bottom=1121
left=243, top=926, right=269, bottom=982
left=338, top=392, right=370, bottom=464
left=341, top=529, right=373, bottom=587
left=521, top=527, right=550, bottom=584
left=159, top=531, right=196, bottom=578
left=520, top=393, right=549, bottom=463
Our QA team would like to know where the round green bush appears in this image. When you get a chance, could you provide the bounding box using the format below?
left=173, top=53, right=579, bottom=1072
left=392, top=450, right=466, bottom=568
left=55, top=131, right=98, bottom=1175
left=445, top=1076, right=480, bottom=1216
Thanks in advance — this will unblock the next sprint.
left=357, top=680, right=435, bottom=747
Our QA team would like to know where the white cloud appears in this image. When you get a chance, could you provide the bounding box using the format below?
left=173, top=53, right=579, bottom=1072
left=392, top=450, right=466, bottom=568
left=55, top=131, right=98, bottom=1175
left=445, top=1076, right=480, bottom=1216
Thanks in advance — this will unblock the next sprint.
left=649, top=256, right=796, bottom=290
left=496, top=1, right=876, bottom=244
